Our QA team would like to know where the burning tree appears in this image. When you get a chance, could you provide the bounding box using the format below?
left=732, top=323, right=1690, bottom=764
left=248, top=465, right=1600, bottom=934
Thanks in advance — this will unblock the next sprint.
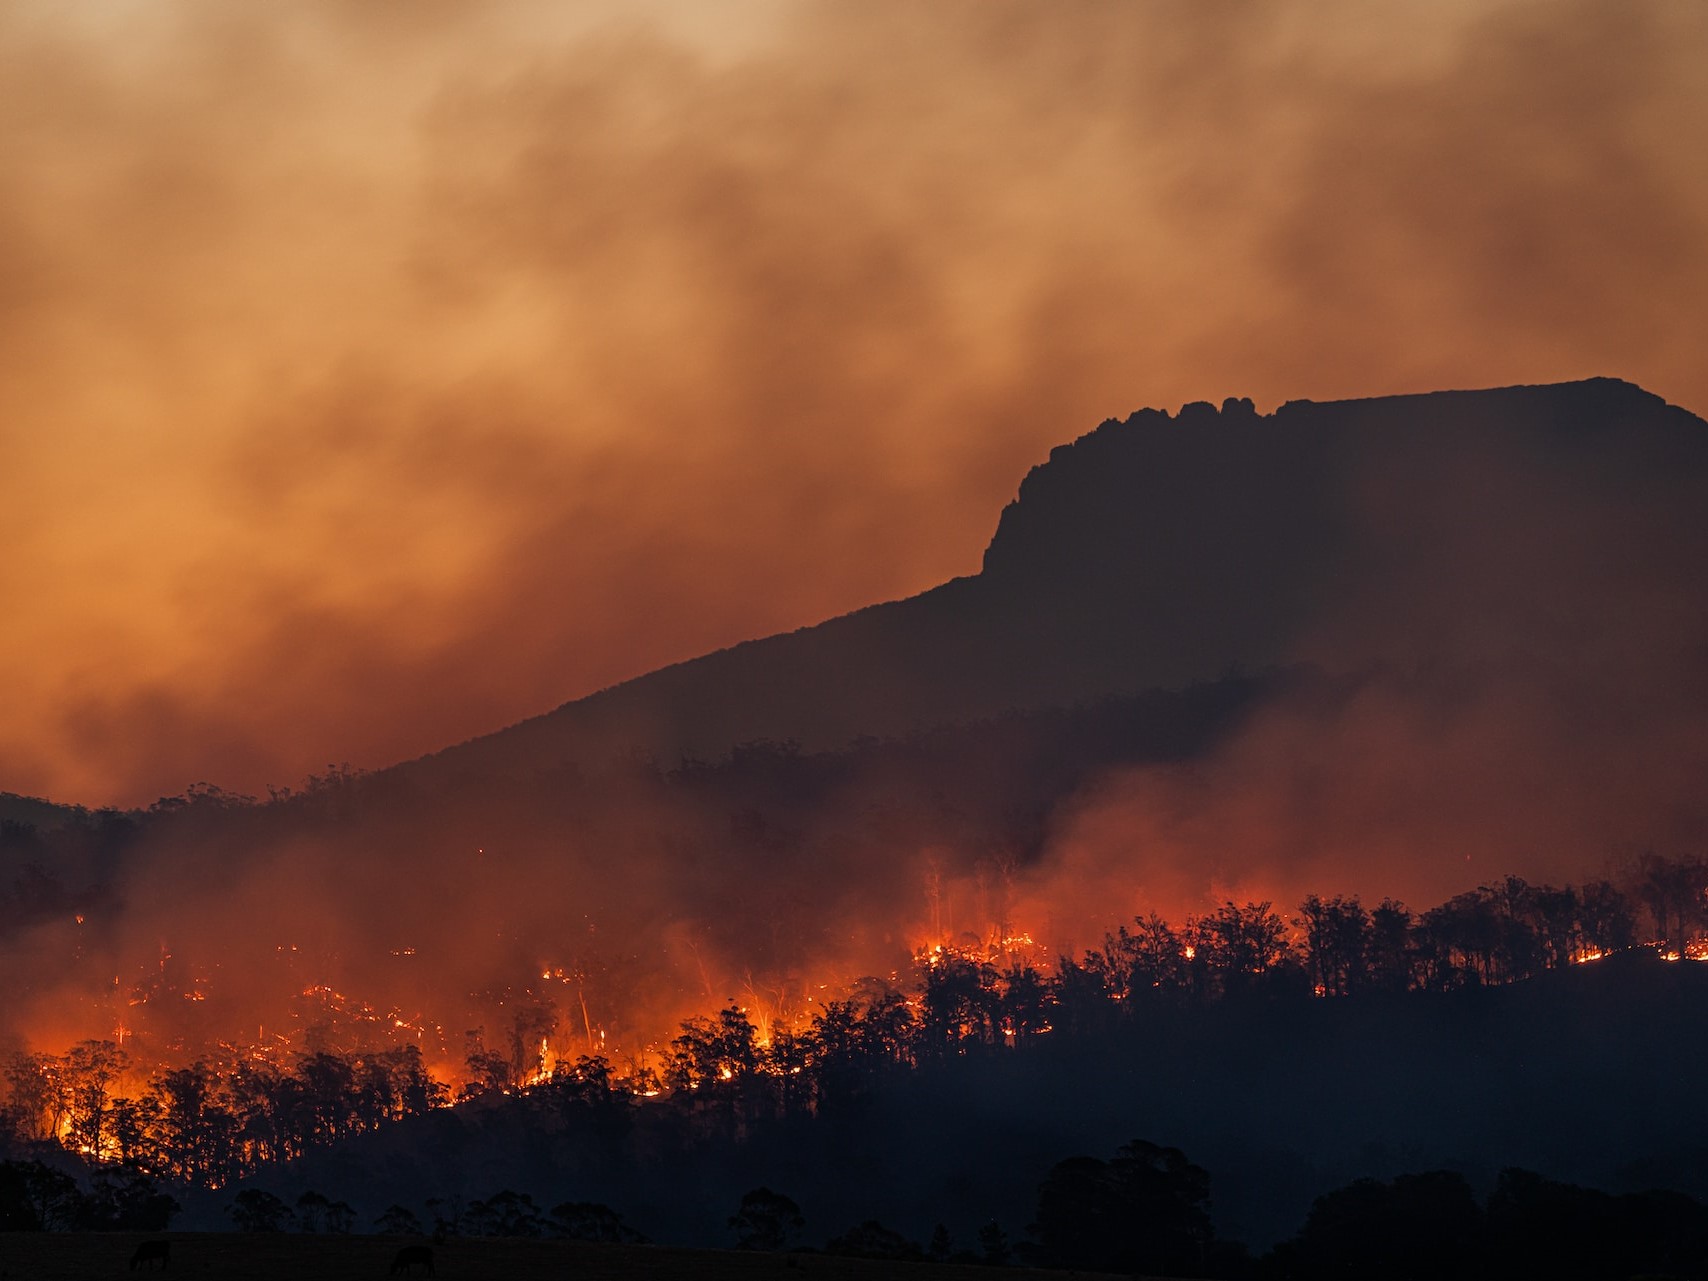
left=1185, top=901, right=1296, bottom=999
left=1298, top=895, right=1371, bottom=998
left=1631, top=853, right=1708, bottom=957
left=60, top=1040, right=128, bottom=1160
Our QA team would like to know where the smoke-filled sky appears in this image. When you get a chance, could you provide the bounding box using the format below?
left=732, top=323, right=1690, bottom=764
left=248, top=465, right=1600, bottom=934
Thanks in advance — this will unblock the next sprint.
left=5, top=0, right=1706, bottom=807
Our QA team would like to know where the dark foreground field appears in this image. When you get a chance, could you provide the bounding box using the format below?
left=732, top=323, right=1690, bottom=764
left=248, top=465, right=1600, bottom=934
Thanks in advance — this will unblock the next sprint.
left=0, top=1235, right=1130, bottom=1281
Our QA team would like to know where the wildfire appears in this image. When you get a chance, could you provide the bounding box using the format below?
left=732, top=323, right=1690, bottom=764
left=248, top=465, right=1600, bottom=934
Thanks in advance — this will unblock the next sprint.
left=15, top=873, right=1708, bottom=1199
left=1651, top=941, right=1708, bottom=963
left=520, top=1036, right=558, bottom=1087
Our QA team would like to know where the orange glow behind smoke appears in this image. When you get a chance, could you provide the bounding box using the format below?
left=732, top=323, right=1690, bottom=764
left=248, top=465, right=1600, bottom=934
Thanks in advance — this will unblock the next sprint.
left=3, top=7, right=1708, bottom=1191
left=33, top=906, right=1708, bottom=1108
left=0, top=1, right=1705, bottom=807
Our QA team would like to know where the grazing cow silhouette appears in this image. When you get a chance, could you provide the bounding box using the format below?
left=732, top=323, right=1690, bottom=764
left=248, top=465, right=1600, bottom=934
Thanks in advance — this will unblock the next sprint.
left=129, top=1240, right=170, bottom=1271
left=390, top=1244, right=435, bottom=1276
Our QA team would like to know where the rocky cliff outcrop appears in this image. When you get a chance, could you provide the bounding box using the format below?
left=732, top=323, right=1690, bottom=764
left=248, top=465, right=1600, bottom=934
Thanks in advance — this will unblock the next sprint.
left=403, top=378, right=1707, bottom=783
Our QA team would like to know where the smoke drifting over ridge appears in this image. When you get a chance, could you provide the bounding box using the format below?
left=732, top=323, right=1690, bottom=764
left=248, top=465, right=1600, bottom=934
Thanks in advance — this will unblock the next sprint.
left=2, top=0, right=1706, bottom=805
left=972, top=382, right=1708, bottom=958
left=7, top=380, right=1708, bottom=1078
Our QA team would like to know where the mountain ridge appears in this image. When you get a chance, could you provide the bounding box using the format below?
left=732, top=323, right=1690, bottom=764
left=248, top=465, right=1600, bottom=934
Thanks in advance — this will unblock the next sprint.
left=397, top=375, right=1703, bottom=788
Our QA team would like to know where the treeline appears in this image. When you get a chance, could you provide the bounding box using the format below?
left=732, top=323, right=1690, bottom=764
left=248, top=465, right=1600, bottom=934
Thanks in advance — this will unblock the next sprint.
left=1, top=1044, right=443, bottom=1188
left=230, top=1151, right=1708, bottom=1279
left=220, top=1185, right=642, bottom=1242
left=655, top=856, right=1703, bottom=1105
left=0, top=1157, right=176, bottom=1232
left=3, top=855, right=1706, bottom=1193
left=1261, top=1165, right=1708, bottom=1281
left=15, top=1137, right=1689, bottom=1281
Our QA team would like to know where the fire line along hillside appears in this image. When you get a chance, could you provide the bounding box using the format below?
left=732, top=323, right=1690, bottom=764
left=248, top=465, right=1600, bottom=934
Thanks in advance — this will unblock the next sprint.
left=8, top=378, right=1708, bottom=1259
left=7, top=375, right=1707, bottom=1044
left=9, top=375, right=1708, bottom=1063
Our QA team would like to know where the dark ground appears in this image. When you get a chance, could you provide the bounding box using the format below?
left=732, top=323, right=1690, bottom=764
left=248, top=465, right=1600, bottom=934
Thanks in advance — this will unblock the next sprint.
left=0, top=1234, right=1136, bottom=1281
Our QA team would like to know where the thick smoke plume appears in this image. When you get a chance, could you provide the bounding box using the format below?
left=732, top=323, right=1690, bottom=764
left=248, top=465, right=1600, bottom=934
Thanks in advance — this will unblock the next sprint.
left=1025, top=388, right=1708, bottom=944
left=10, top=383, right=1708, bottom=1081
left=1, top=0, right=1705, bottom=805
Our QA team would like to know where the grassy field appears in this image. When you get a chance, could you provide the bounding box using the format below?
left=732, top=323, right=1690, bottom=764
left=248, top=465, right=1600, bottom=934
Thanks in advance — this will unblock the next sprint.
left=0, top=1234, right=1132, bottom=1281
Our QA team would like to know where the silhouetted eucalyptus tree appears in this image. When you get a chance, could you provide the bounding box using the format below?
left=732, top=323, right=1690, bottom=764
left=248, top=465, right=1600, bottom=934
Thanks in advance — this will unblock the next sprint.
left=1367, top=898, right=1416, bottom=992
left=1283, top=1170, right=1483, bottom=1281
left=548, top=1199, right=644, bottom=1242
left=1298, top=894, right=1371, bottom=997
left=1187, top=901, right=1296, bottom=999
left=61, top=1040, right=127, bottom=1159
left=1032, top=1140, right=1213, bottom=1275
left=228, top=1187, right=294, bottom=1231
left=1631, top=852, right=1708, bottom=954
left=729, top=1186, right=803, bottom=1251
left=919, top=949, right=1000, bottom=1052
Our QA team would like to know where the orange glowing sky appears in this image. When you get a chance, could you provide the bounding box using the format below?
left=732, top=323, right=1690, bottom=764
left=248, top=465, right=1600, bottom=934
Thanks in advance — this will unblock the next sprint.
left=3, top=0, right=1705, bottom=807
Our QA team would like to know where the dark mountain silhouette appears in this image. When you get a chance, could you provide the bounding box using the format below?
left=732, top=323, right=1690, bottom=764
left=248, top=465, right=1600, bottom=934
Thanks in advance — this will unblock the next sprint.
left=402, top=377, right=1708, bottom=785
left=9, top=378, right=1708, bottom=1266
left=9, top=376, right=1707, bottom=1047
left=0, top=792, right=89, bottom=832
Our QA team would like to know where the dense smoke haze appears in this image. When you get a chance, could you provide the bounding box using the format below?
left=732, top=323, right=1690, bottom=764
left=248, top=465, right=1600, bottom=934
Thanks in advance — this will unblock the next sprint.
left=8, top=7, right=1708, bottom=1255
left=8, top=378, right=1708, bottom=1083
left=3, top=0, right=1706, bottom=806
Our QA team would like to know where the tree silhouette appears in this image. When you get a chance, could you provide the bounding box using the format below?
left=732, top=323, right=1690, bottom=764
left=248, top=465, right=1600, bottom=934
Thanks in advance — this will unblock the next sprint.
left=228, top=1187, right=294, bottom=1231
left=826, top=1219, right=922, bottom=1260
left=1, top=1053, right=64, bottom=1144
left=928, top=1223, right=952, bottom=1261
left=375, top=1203, right=422, bottom=1235
left=295, top=1189, right=355, bottom=1232
left=729, top=1186, right=803, bottom=1251
left=998, top=963, right=1052, bottom=1044
left=1032, top=1140, right=1212, bottom=1275
left=80, top=1167, right=177, bottom=1230
left=667, top=1005, right=759, bottom=1089
left=0, top=1159, right=82, bottom=1230
left=61, top=1040, right=127, bottom=1158
left=1367, top=898, right=1415, bottom=991
left=919, top=948, right=1000, bottom=1051
left=154, top=1062, right=234, bottom=1186
left=1285, top=1170, right=1482, bottom=1280
left=1632, top=852, right=1708, bottom=954
left=460, top=1030, right=513, bottom=1100
left=977, top=1219, right=1012, bottom=1265
left=1299, top=894, right=1370, bottom=996
left=548, top=1199, right=644, bottom=1242
left=1188, top=901, right=1295, bottom=998
left=1575, top=880, right=1636, bottom=955
left=463, top=1188, right=542, bottom=1237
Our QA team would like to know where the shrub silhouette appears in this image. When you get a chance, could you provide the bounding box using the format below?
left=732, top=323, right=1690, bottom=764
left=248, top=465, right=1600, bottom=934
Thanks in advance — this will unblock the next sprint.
left=826, top=1220, right=921, bottom=1260
left=227, top=1188, right=293, bottom=1232
left=729, top=1186, right=804, bottom=1251
left=1031, top=1139, right=1212, bottom=1274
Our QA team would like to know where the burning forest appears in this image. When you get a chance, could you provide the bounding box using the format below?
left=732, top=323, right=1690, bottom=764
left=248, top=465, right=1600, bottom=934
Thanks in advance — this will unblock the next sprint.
left=5, top=725, right=1708, bottom=1198
left=6, top=378, right=1708, bottom=1253
left=4, top=1, right=1708, bottom=1265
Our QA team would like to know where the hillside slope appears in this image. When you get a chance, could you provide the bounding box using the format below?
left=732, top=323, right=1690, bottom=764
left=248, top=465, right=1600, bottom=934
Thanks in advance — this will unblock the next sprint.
left=403, top=377, right=1708, bottom=784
